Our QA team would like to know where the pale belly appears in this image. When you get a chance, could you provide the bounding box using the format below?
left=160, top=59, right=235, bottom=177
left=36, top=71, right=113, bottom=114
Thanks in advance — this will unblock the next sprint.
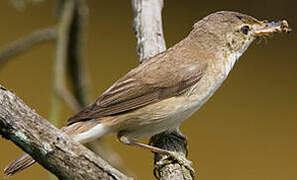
left=114, top=70, right=229, bottom=138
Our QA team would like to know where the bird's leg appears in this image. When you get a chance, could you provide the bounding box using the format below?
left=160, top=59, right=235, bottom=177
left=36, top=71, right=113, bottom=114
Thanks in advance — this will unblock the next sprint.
left=118, top=135, right=170, bottom=154
left=118, top=135, right=194, bottom=176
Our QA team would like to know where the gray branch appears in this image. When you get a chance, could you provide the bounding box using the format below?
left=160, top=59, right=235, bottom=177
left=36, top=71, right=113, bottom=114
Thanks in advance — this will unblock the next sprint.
left=52, top=0, right=81, bottom=114
left=132, top=0, right=166, bottom=63
left=0, top=85, right=131, bottom=180
left=132, top=0, right=194, bottom=179
left=0, top=27, right=56, bottom=67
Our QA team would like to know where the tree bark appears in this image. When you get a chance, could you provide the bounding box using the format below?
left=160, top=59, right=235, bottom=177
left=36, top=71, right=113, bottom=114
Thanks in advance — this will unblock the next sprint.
left=132, top=0, right=166, bottom=63
left=0, top=86, right=131, bottom=180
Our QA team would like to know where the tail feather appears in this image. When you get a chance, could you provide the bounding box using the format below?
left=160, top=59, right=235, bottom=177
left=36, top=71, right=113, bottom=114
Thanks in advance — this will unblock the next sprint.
left=4, top=154, right=35, bottom=176
left=4, top=120, right=108, bottom=176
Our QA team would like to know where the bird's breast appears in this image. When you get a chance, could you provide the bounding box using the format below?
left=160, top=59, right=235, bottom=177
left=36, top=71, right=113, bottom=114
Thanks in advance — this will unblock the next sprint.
left=183, top=50, right=241, bottom=114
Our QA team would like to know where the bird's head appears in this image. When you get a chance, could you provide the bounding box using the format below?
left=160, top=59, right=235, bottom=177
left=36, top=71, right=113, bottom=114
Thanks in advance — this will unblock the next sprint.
left=190, top=11, right=291, bottom=57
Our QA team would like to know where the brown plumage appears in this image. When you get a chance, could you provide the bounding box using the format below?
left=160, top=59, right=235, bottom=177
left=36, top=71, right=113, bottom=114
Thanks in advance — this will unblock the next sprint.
left=67, top=49, right=208, bottom=125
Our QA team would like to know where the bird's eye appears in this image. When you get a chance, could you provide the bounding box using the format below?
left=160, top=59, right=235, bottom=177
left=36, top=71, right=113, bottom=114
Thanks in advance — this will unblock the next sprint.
left=240, top=25, right=250, bottom=35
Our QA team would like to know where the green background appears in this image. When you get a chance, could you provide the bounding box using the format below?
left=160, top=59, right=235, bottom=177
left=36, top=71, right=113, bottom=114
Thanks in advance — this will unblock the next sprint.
left=0, top=0, right=296, bottom=179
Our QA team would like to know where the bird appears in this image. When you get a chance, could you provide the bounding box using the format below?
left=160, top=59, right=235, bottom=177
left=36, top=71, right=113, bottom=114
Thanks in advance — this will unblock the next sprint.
left=4, top=11, right=291, bottom=176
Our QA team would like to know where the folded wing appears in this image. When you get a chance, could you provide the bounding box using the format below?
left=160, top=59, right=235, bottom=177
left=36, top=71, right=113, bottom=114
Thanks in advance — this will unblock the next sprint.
left=67, top=55, right=207, bottom=125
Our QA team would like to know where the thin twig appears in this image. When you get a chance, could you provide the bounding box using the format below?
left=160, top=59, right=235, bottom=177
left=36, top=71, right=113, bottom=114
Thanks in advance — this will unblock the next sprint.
left=67, top=0, right=91, bottom=108
left=0, top=27, right=56, bottom=67
left=50, top=0, right=81, bottom=129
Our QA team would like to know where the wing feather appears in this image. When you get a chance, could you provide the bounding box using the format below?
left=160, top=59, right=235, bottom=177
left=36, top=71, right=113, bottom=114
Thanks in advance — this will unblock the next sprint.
left=67, top=56, right=207, bottom=125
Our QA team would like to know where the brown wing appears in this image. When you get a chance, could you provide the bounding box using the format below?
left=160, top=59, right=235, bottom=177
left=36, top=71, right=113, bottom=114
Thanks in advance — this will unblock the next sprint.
left=67, top=56, right=207, bottom=125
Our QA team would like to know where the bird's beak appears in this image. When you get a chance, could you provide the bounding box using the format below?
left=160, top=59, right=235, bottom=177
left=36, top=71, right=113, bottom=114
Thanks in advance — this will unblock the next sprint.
left=251, top=20, right=291, bottom=37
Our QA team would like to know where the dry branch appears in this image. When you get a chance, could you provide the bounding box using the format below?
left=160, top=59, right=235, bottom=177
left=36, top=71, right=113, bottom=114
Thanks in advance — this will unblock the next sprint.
left=0, top=85, right=131, bottom=180
left=50, top=0, right=80, bottom=128
left=132, top=0, right=166, bottom=63
left=132, top=0, right=194, bottom=179
left=67, top=0, right=91, bottom=108
left=0, top=27, right=56, bottom=67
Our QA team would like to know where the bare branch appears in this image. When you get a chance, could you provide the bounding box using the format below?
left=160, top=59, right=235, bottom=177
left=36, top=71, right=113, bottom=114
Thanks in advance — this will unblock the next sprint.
left=0, top=85, right=131, bottom=180
left=0, top=27, right=56, bottom=67
left=50, top=0, right=81, bottom=125
left=150, top=131, right=194, bottom=180
left=132, top=0, right=166, bottom=62
left=132, top=0, right=194, bottom=179
left=67, top=0, right=92, bottom=108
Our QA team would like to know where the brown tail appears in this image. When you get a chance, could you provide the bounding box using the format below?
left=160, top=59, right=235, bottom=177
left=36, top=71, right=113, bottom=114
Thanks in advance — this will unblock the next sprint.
left=4, top=120, right=102, bottom=176
left=4, top=154, right=35, bottom=176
